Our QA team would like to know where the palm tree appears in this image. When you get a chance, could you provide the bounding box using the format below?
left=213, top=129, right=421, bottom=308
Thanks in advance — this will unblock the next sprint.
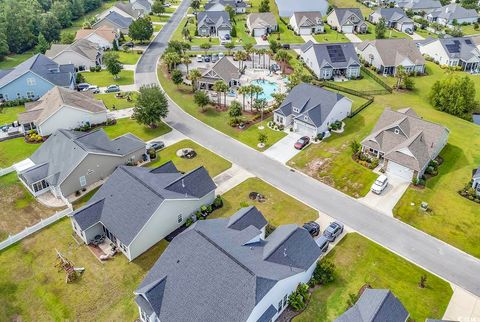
left=213, top=80, right=228, bottom=107
left=188, top=69, right=202, bottom=92
left=243, top=43, right=253, bottom=67
left=163, top=52, right=181, bottom=72
left=249, top=84, right=263, bottom=110
left=234, top=51, right=243, bottom=70
left=274, top=49, right=291, bottom=74
left=238, top=85, right=250, bottom=111
left=182, top=27, right=190, bottom=41
left=182, top=55, right=192, bottom=75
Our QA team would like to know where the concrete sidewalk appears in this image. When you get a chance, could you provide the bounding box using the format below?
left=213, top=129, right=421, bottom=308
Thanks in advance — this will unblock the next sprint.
left=345, top=33, right=362, bottom=43
left=149, top=128, right=187, bottom=146
left=99, top=84, right=137, bottom=93
left=443, top=284, right=480, bottom=322
left=213, top=164, right=254, bottom=195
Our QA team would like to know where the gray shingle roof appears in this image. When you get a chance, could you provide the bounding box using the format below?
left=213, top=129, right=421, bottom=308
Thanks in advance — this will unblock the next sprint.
left=201, top=56, right=240, bottom=83
left=95, top=11, right=133, bottom=29
left=302, top=41, right=360, bottom=69
left=333, top=8, right=365, bottom=26
left=293, top=11, right=324, bottom=27
left=357, top=39, right=425, bottom=67
left=335, top=289, right=409, bottom=322
left=72, top=162, right=216, bottom=245
left=197, top=11, right=232, bottom=29
left=114, top=2, right=142, bottom=19
left=205, top=0, right=247, bottom=10
left=426, top=37, right=480, bottom=62
left=134, top=207, right=320, bottom=322
left=45, top=39, right=100, bottom=62
left=21, top=129, right=145, bottom=187
left=275, top=83, right=346, bottom=128
left=0, top=54, right=75, bottom=89
left=361, top=108, right=449, bottom=171
left=429, top=3, right=479, bottom=20
left=247, top=12, right=278, bottom=29
left=372, top=8, right=412, bottom=24
left=395, top=0, right=441, bottom=10
left=227, top=206, right=268, bottom=231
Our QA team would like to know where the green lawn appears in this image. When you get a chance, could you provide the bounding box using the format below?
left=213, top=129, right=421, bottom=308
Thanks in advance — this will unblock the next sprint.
left=295, top=233, right=452, bottom=322
left=268, top=18, right=304, bottom=44
left=327, top=70, right=387, bottom=92
left=0, top=138, right=40, bottom=168
left=0, top=218, right=168, bottom=321
left=80, top=70, right=134, bottom=87
left=415, top=28, right=439, bottom=39
left=147, top=139, right=232, bottom=177
left=102, top=118, right=171, bottom=141
left=356, top=22, right=411, bottom=41
left=231, top=14, right=256, bottom=45
left=153, top=24, right=163, bottom=33
left=171, top=16, right=220, bottom=45
left=314, top=25, right=351, bottom=43
left=0, top=51, right=34, bottom=69
left=149, top=15, right=171, bottom=23
left=94, top=92, right=137, bottom=110
left=460, top=24, right=480, bottom=35
left=158, top=66, right=287, bottom=150
left=116, top=51, right=142, bottom=65
left=0, top=105, right=25, bottom=124
left=210, top=177, right=318, bottom=227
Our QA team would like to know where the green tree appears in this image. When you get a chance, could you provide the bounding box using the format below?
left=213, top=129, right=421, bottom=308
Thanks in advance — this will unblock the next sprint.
left=249, top=85, right=263, bottom=109
left=237, top=85, right=250, bottom=111
left=274, top=49, right=291, bottom=73
left=225, top=5, right=236, bottom=20
left=171, top=69, right=183, bottom=87
left=166, top=40, right=191, bottom=55
left=350, top=139, right=361, bottom=155
left=375, top=18, right=387, bottom=39
left=0, top=28, right=9, bottom=60
left=39, top=12, right=61, bottom=43
left=163, top=51, right=181, bottom=72
left=34, top=33, right=50, bottom=54
left=271, top=92, right=286, bottom=109
left=103, top=51, right=123, bottom=79
left=191, top=0, right=200, bottom=11
left=194, top=90, right=210, bottom=112
left=259, top=0, right=270, bottom=12
left=129, top=17, right=154, bottom=43
left=60, top=32, right=75, bottom=44
left=229, top=100, right=242, bottom=121
left=188, top=69, right=202, bottom=92
left=429, top=75, right=477, bottom=119
left=182, top=55, right=192, bottom=75
left=269, top=39, right=281, bottom=54
left=312, top=260, right=336, bottom=285
left=51, top=0, right=73, bottom=28
left=152, top=0, right=166, bottom=15
left=133, top=84, right=169, bottom=128
left=224, top=41, right=235, bottom=55
left=200, top=42, right=211, bottom=55
left=288, top=283, right=310, bottom=311
left=213, top=80, right=228, bottom=107
left=258, top=132, right=268, bottom=145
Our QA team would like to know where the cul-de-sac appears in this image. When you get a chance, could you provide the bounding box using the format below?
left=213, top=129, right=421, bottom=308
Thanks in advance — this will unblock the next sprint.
left=1, top=0, right=480, bottom=320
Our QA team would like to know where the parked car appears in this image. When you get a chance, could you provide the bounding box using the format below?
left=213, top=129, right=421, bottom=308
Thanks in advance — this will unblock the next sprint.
left=323, top=222, right=344, bottom=242
left=147, top=141, right=165, bottom=151
left=105, top=85, right=120, bottom=93
left=371, top=174, right=388, bottom=194
left=405, top=28, right=413, bottom=35
left=316, top=235, right=329, bottom=253
left=303, top=221, right=320, bottom=237
left=294, top=136, right=310, bottom=150
left=212, top=54, right=219, bottom=62
left=83, top=85, right=100, bottom=94
left=204, top=55, right=211, bottom=62
left=77, top=83, right=91, bottom=91
left=218, top=52, right=224, bottom=59
left=196, top=54, right=203, bottom=62
left=282, top=44, right=291, bottom=49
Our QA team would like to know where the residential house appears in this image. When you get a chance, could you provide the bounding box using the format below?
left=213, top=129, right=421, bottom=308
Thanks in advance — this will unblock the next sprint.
left=289, top=11, right=325, bottom=35
left=75, top=26, right=119, bottom=50
left=45, top=39, right=103, bottom=71
left=361, top=108, right=449, bottom=180
left=198, top=56, right=241, bottom=90
left=134, top=206, right=321, bottom=322
left=394, top=0, right=442, bottom=14
left=326, top=8, right=368, bottom=34
left=93, top=11, right=134, bottom=34
left=418, top=37, right=480, bottom=71
left=98, top=2, right=143, bottom=20
left=130, top=0, right=152, bottom=14
left=197, top=11, right=232, bottom=38
left=301, top=41, right=361, bottom=79
left=472, top=35, right=480, bottom=52
left=276, top=0, right=328, bottom=17
left=18, top=86, right=108, bottom=136
left=273, top=83, right=352, bottom=137
left=0, top=54, right=75, bottom=102
left=18, top=129, right=146, bottom=198
left=71, top=162, right=216, bottom=261
left=471, top=166, right=480, bottom=195
left=356, top=39, right=425, bottom=75
left=335, top=289, right=410, bottom=322
left=247, top=12, right=279, bottom=37
left=426, top=4, right=479, bottom=26
left=204, top=0, right=247, bottom=14
left=369, top=8, right=414, bottom=32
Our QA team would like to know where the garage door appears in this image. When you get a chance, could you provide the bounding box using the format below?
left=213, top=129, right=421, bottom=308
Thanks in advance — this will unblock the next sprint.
left=294, top=122, right=316, bottom=137
left=386, top=161, right=414, bottom=181
left=299, top=28, right=311, bottom=35
left=218, top=29, right=230, bottom=39
left=342, top=25, right=354, bottom=33
left=253, top=28, right=266, bottom=37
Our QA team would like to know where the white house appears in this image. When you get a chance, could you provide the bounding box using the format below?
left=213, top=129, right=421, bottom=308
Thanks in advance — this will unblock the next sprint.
left=247, top=12, right=278, bottom=36
left=204, top=0, right=247, bottom=13
left=417, top=37, right=480, bottom=71
left=18, top=86, right=108, bottom=136
left=300, top=41, right=361, bottom=80
left=274, top=83, right=352, bottom=137
left=134, top=206, right=321, bottom=322
left=426, top=3, right=479, bottom=26
left=289, top=11, right=325, bottom=35
left=97, top=2, right=143, bottom=20
left=75, top=26, right=119, bottom=50
left=361, top=108, right=449, bottom=180
left=70, top=162, right=217, bottom=261
left=327, top=8, right=367, bottom=33
left=368, top=8, right=414, bottom=32
left=45, top=39, right=103, bottom=71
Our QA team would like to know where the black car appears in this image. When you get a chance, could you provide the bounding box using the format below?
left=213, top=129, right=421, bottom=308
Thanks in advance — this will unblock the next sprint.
left=303, top=221, right=320, bottom=237
left=282, top=44, right=291, bottom=49
left=323, top=222, right=344, bottom=242
left=204, top=55, right=211, bottom=62
left=147, top=141, right=165, bottom=151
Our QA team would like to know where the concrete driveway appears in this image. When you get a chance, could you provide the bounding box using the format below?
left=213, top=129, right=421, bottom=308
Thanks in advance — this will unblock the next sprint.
left=263, top=132, right=303, bottom=164
left=254, top=36, right=269, bottom=45
left=345, top=33, right=362, bottom=43
left=359, top=173, right=410, bottom=216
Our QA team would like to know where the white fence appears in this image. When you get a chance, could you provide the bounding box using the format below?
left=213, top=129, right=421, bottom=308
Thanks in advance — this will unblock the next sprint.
left=0, top=166, right=14, bottom=177
left=0, top=206, right=73, bottom=251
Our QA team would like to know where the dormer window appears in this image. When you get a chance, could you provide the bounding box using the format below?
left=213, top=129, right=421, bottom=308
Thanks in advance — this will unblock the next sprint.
left=293, top=108, right=299, bottom=113
left=304, top=115, right=308, bottom=121
left=394, top=129, right=400, bottom=134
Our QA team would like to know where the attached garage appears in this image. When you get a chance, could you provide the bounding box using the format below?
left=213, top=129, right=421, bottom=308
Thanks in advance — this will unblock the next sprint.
left=294, top=121, right=317, bottom=137
left=342, top=25, right=354, bottom=33
left=386, top=161, right=414, bottom=181
left=299, top=27, right=313, bottom=35
left=252, top=28, right=267, bottom=37
left=217, top=29, right=230, bottom=39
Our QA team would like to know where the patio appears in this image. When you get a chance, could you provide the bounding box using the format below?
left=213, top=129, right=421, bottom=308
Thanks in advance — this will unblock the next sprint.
left=87, top=236, right=118, bottom=262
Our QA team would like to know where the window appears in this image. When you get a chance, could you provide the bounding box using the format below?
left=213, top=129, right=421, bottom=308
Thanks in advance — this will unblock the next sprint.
left=26, top=78, right=36, bottom=86
left=304, top=115, right=308, bottom=121
left=79, top=176, right=86, bottom=187
left=0, top=94, right=3, bottom=100
left=394, top=128, right=400, bottom=134
left=16, top=93, right=21, bottom=99
left=278, top=299, right=283, bottom=311
left=293, top=108, right=299, bottom=113
left=283, top=294, right=288, bottom=307
left=26, top=91, right=35, bottom=99
left=178, top=214, right=183, bottom=223
left=87, top=169, right=94, bottom=175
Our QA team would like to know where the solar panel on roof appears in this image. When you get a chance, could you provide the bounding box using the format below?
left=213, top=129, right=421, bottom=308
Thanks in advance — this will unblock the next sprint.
left=326, top=45, right=346, bottom=63
left=445, top=43, right=460, bottom=53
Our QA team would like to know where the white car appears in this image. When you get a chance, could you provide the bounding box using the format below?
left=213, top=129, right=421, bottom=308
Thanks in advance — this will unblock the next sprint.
left=371, top=175, right=388, bottom=194
left=196, top=54, right=203, bottom=62
left=218, top=52, right=224, bottom=59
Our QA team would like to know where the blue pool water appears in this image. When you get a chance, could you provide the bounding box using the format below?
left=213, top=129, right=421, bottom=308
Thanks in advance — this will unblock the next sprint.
left=250, top=79, right=279, bottom=101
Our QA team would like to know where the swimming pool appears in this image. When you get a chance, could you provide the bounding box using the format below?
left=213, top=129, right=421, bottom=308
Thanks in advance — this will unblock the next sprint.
left=250, top=79, right=279, bottom=101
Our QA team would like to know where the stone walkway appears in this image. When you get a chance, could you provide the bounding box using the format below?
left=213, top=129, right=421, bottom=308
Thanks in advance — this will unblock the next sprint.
left=213, top=164, right=254, bottom=195
left=443, top=284, right=480, bottom=322
left=344, top=33, right=362, bottom=43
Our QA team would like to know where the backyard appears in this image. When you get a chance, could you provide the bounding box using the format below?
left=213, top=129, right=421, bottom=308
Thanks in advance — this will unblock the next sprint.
left=116, top=51, right=142, bottom=65
left=0, top=138, right=40, bottom=168
left=0, top=51, right=34, bottom=69
left=0, top=105, right=25, bottom=124
left=147, top=139, right=232, bottom=177
left=294, top=233, right=452, bottom=322
left=80, top=70, right=134, bottom=87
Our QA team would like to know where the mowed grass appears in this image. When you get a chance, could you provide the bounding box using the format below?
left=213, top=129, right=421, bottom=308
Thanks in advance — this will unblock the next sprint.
left=294, top=233, right=452, bottom=322
left=0, top=218, right=168, bottom=321
left=0, top=138, right=40, bottom=168
left=171, top=16, right=220, bottom=45
left=94, top=92, right=138, bottom=110
left=314, top=25, right=351, bottom=43
left=0, top=52, right=34, bottom=69
left=80, top=70, right=134, bottom=87
left=327, top=70, right=387, bottom=92
left=158, top=66, right=287, bottom=150
left=101, top=118, right=171, bottom=141
left=210, top=177, right=318, bottom=227
left=0, top=105, right=25, bottom=124
left=147, top=139, right=232, bottom=177
left=356, top=22, right=411, bottom=41
left=116, top=51, right=142, bottom=65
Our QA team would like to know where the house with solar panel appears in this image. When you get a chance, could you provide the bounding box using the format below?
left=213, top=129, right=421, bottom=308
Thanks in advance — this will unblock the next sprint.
left=70, top=162, right=217, bottom=261
left=417, top=37, right=480, bottom=72
left=300, top=41, right=361, bottom=80
left=133, top=206, right=321, bottom=322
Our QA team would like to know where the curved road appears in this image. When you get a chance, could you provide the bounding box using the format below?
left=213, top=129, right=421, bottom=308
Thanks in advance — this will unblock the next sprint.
left=136, top=0, right=480, bottom=296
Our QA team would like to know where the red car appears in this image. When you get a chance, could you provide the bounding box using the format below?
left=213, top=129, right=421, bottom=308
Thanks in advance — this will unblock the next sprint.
left=294, top=136, right=310, bottom=150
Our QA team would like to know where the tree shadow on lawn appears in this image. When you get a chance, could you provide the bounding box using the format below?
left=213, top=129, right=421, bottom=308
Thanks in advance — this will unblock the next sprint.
left=426, top=144, right=467, bottom=190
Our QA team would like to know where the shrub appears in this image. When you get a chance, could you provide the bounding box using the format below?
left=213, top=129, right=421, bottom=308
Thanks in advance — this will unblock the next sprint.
left=316, top=133, right=324, bottom=141
left=89, top=66, right=95, bottom=72
left=212, top=195, right=223, bottom=209
left=288, top=283, right=310, bottom=311
left=185, top=218, right=193, bottom=227
left=95, top=65, right=102, bottom=72
left=312, top=260, right=336, bottom=285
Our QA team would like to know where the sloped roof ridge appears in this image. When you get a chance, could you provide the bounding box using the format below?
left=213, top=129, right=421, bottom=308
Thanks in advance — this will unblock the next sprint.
left=263, top=225, right=297, bottom=259
left=119, top=166, right=166, bottom=199
left=164, top=166, right=205, bottom=191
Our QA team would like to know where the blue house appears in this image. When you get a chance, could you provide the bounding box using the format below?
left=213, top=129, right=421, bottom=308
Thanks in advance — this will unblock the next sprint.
left=0, top=54, right=76, bottom=102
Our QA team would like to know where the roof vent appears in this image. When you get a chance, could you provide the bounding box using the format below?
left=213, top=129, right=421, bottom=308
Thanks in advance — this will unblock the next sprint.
left=176, top=259, right=180, bottom=264
left=181, top=179, right=185, bottom=188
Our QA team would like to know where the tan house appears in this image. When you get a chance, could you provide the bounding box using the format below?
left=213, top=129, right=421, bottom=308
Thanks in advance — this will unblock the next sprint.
left=198, top=57, right=241, bottom=90
left=45, top=39, right=102, bottom=70
left=247, top=12, right=278, bottom=37
left=75, top=26, right=119, bottom=50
